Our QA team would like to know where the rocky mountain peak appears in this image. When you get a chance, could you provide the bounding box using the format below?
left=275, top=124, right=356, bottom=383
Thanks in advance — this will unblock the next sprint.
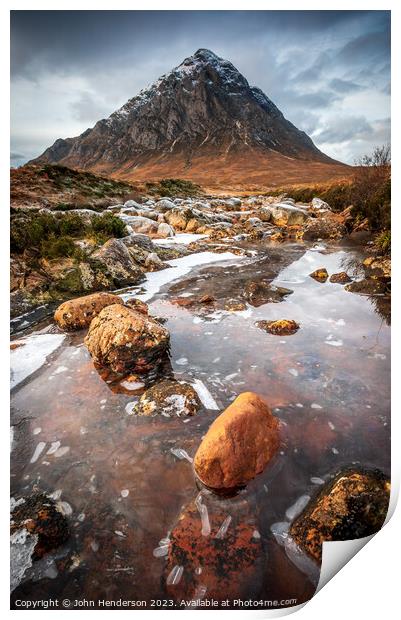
left=32, top=48, right=346, bottom=188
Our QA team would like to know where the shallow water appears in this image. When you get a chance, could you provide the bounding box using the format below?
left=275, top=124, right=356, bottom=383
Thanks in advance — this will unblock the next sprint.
left=10, top=240, right=390, bottom=608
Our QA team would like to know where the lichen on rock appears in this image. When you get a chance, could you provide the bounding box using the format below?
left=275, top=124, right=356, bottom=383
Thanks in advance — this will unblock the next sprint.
left=84, top=303, right=170, bottom=375
left=54, top=292, right=123, bottom=330
left=135, top=380, right=201, bottom=417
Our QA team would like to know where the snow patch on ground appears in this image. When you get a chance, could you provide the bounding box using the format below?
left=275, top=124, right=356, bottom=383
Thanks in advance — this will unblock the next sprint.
left=11, top=334, right=66, bottom=389
left=153, top=233, right=208, bottom=245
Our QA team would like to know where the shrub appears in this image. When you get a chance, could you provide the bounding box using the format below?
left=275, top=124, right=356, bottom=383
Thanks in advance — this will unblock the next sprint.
left=10, top=210, right=125, bottom=257
left=59, top=213, right=87, bottom=236
left=146, top=178, right=203, bottom=197
left=350, top=145, right=391, bottom=231
left=11, top=213, right=60, bottom=253
left=374, top=230, right=391, bottom=255
left=91, top=212, right=127, bottom=240
left=41, top=236, right=76, bottom=259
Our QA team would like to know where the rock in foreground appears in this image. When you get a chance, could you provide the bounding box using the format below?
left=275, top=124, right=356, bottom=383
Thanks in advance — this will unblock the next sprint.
left=165, top=496, right=264, bottom=602
left=11, top=493, right=70, bottom=561
left=256, top=319, right=300, bottom=335
left=84, top=304, right=170, bottom=375
left=135, top=380, right=201, bottom=417
left=54, top=292, right=123, bottom=330
left=290, top=468, right=390, bottom=562
left=194, top=392, right=280, bottom=490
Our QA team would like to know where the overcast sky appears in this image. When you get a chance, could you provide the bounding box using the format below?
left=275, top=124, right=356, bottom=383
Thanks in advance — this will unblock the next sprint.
left=10, top=10, right=390, bottom=166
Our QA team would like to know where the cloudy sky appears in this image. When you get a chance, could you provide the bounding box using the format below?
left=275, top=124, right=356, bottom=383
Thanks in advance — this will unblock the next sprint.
left=11, top=10, right=390, bottom=166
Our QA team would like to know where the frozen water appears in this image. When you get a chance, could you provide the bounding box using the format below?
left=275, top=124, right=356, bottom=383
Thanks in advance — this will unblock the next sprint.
left=215, top=515, right=232, bottom=539
left=11, top=334, right=65, bottom=389
left=10, top=528, right=38, bottom=592
left=166, top=565, right=184, bottom=586
left=285, top=495, right=310, bottom=521
left=192, top=380, right=219, bottom=410
left=270, top=521, right=290, bottom=546
left=122, top=251, right=242, bottom=303
left=153, top=544, right=170, bottom=558
left=30, top=441, right=46, bottom=464
left=171, top=448, right=193, bottom=463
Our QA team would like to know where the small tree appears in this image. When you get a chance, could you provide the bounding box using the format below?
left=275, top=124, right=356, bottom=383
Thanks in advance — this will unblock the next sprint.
left=351, top=145, right=391, bottom=231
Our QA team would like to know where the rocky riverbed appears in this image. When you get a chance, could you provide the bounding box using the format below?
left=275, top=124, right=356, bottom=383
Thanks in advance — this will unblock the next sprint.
left=10, top=192, right=391, bottom=608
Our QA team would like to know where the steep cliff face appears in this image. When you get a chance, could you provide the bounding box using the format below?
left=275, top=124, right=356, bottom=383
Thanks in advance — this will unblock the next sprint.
left=33, top=49, right=348, bottom=188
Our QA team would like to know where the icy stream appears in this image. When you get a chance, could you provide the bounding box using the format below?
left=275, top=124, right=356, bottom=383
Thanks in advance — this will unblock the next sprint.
left=10, top=240, right=390, bottom=607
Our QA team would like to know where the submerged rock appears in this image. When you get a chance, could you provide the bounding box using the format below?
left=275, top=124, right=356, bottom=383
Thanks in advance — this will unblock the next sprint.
left=309, top=268, right=329, bottom=282
left=224, top=299, right=247, bottom=312
left=54, top=292, right=123, bottom=330
left=165, top=496, right=264, bottom=602
left=84, top=304, right=170, bottom=375
left=194, top=392, right=280, bottom=490
left=329, top=272, right=352, bottom=284
left=135, top=380, right=201, bottom=417
left=10, top=493, right=70, bottom=561
left=290, top=468, right=390, bottom=562
left=243, top=281, right=293, bottom=307
left=256, top=319, right=300, bottom=335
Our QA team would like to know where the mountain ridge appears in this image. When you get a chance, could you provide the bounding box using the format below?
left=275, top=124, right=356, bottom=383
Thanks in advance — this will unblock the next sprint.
left=32, top=48, right=350, bottom=189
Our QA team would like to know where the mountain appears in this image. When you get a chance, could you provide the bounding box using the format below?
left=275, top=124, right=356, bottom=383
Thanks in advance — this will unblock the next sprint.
left=32, top=49, right=349, bottom=189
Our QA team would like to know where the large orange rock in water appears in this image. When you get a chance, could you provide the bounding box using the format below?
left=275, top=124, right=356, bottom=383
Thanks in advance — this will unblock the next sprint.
left=54, top=292, right=123, bottom=330
left=194, top=392, right=280, bottom=489
left=84, top=304, right=170, bottom=374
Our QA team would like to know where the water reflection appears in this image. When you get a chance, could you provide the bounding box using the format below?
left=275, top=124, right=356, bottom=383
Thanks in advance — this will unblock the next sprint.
left=10, top=241, right=390, bottom=608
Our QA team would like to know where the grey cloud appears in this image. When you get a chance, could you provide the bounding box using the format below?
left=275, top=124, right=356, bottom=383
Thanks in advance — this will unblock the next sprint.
left=337, top=30, right=390, bottom=66
left=329, top=78, right=364, bottom=94
left=316, top=116, right=373, bottom=144
left=70, top=92, right=112, bottom=123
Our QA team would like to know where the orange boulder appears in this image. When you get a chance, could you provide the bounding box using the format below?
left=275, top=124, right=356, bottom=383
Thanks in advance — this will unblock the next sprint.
left=84, top=304, right=169, bottom=374
left=54, top=292, right=123, bottom=330
left=194, top=392, right=280, bottom=490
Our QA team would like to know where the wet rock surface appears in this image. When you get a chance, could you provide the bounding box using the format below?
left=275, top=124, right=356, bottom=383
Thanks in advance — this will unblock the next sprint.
left=290, top=468, right=390, bottom=561
left=11, top=493, right=70, bottom=561
left=54, top=292, right=123, bottom=330
left=243, top=281, right=293, bottom=307
left=329, top=272, right=352, bottom=284
left=135, top=380, right=201, bottom=417
left=164, top=496, right=264, bottom=603
left=194, top=392, right=280, bottom=490
left=309, top=268, right=329, bottom=282
left=256, top=319, right=300, bottom=335
left=84, top=304, right=170, bottom=375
